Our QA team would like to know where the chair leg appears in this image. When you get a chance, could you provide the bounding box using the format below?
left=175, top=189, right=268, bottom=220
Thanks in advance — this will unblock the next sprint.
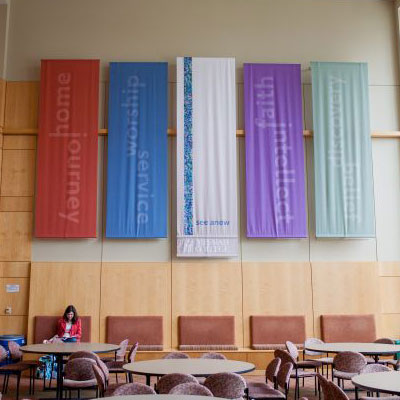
left=16, top=373, right=21, bottom=400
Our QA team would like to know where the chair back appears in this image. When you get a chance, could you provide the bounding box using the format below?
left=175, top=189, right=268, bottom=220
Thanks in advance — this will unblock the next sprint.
left=374, top=337, right=395, bottom=344
left=116, top=339, right=129, bottom=361
left=127, top=342, right=139, bottom=363
left=317, top=373, right=331, bottom=400
left=304, top=337, right=324, bottom=356
left=92, top=364, right=106, bottom=396
left=265, top=357, right=281, bottom=387
left=7, top=341, right=23, bottom=361
left=64, top=358, right=96, bottom=381
left=360, top=363, right=390, bottom=373
left=163, top=351, right=190, bottom=359
left=96, top=358, right=110, bottom=383
left=276, top=362, right=293, bottom=393
left=112, top=383, right=156, bottom=396
left=204, top=372, right=247, bottom=399
left=274, top=349, right=297, bottom=365
left=200, top=352, right=227, bottom=360
left=0, top=346, right=7, bottom=363
left=285, top=340, right=299, bottom=359
left=156, top=373, right=198, bottom=394
left=328, top=381, right=349, bottom=400
left=69, top=351, right=99, bottom=362
left=333, top=351, right=366, bottom=373
left=169, top=382, right=213, bottom=396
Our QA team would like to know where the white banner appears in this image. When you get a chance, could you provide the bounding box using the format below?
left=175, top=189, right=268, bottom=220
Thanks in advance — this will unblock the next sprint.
left=177, top=57, right=238, bottom=257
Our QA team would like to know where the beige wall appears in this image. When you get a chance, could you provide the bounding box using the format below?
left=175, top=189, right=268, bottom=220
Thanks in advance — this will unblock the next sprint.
left=0, top=4, right=8, bottom=78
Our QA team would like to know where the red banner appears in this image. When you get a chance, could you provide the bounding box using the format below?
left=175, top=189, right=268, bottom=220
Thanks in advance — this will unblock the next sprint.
left=35, top=60, right=99, bottom=237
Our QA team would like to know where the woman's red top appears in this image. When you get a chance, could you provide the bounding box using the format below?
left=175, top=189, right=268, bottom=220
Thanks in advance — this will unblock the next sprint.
left=57, top=318, right=82, bottom=341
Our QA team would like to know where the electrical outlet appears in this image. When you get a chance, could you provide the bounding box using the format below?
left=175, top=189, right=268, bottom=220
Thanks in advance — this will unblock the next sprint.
left=5, top=306, right=12, bottom=315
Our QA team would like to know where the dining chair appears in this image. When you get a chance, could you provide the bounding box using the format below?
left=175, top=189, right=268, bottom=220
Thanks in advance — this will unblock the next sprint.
left=357, top=363, right=392, bottom=399
left=156, top=373, right=198, bottom=394
left=101, top=339, right=129, bottom=363
left=106, top=341, right=138, bottom=383
left=303, top=338, right=334, bottom=378
left=162, top=351, right=190, bottom=359
left=204, top=372, right=247, bottom=399
left=169, top=382, right=213, bottom=396
left=200, top=352, right=227, bottom=359
left=332, top=351, right=366, bottom=389
left=328, top=380, right=349, bottom=399
left=69, top=351, right=99, bottom=362
left=316, top=373, right=331, bottom=400
left=274, top=349, right=317, bottom=399
left=62, top=357, right=97, bottom=399
left=247, top=357, right=281, bottom=397
left=112, top=382, right=156, bottom=395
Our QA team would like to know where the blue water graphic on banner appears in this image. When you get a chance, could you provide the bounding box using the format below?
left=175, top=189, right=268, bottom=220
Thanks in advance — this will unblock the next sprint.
left=106, top=62, right=168, bottom=238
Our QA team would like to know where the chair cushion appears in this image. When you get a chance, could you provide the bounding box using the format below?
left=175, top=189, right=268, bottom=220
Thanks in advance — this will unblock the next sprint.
left=333, top=370, right=358, bottom=380
left=34, top=316, right=91, bottom=343
left=63, top=378, right=97, bottom=388
left=250, top=315, right=306, bottom=349
left=321, top=314, right=376, bottom=343
left=0, top=363, right=30, bottom=372
left=297, top=360, right=321, bottom=368
left=178, top=316, right=236, bottom=349
left=106, top=316, right=163, bottom=349
left=248, top=382, right=285, bottom=399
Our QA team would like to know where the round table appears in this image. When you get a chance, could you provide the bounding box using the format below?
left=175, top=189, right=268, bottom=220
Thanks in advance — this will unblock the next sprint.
left=21, top=342, right=119, bottom=400
left=304, top=342, right=400, bottom=361
left=352, top=371, right=400, bottom=396
left=123, top=359, right=255, bottom=385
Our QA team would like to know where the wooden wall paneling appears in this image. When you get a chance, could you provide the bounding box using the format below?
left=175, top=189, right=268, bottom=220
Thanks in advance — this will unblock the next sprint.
left=171, top=262, right=243, bottom=348
left=1, top=149, right=36, bottom=196
left=3, top=135, right=37, bottom=150
left=100, top=263, right=171, bottom=347
left=380, top=277, right=400, bottom=314
left=242, top=262, right=314, bottom=347
left=380, top=314, right=400, bottom=339
left=378, top=262, right=400, bottom=277
left=4, top=82, right=39, bottom=131
left=0, top=79, right=5, bottom=129
left=311, top=262, right=381, bottom=338
left=28, top=262, right=101, bottom=343
left=0, top=316, right=27, bottom=335
left=0, top=277, right=29, bottom=315
left=0, top=197, right=33, bottom=212
left=0, top=212, right=32, bottom=261
left=0, top=262, right=30, bottom=277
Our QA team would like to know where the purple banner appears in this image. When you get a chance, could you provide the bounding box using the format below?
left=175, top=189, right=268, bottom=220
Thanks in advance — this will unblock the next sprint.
left=244, top=64, right=307, bottom=238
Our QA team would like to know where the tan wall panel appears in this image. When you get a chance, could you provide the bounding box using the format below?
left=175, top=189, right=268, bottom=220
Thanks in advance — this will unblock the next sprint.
left=312, top=262, right=381, bottom=337
left=378, top=262, right=400, bottom=277
left=100, top=262, right=171, bottom=347
left=3, top=135, right=37, bottom=149
left=246, top=351, right=275, bottom=370
left=172, top=262, right=243, bottom=348
left=1, top=149, right=35, bottom=196
left=242, top=262, right=314, bottom=347
left=28, top=262, right=101, bottom=343
left=0, top=277, right=29, bottom=315
left=380, top=277, right=400, bottom=314
left=380, top=314, right=400, bottom=339
left=0, top=212, right=32, bottom=261
left=4, top=82, right=39, bottom=130
left=0, top=197, right=33, bottom=212
left=0, top=79, right=5, bottom=128
left=0, top=262, right=30, bottom=277
left=0, top=316, right=27, bottom=335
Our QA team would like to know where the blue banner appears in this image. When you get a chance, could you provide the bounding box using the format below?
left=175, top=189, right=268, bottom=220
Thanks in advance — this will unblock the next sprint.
left=106, top=62, right=168, bottom=238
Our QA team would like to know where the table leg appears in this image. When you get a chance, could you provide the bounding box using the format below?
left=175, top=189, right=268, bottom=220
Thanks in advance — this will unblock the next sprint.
left=56, top=355, right=63, bottom=400
left=146, top=375, right=151, bottom=386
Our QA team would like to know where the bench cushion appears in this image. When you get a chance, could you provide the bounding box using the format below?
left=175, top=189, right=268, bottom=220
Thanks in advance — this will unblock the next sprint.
left=250, top=315, right=306, bottom=349
left=106, top=316, right=163, bottom=350
left=178, top=316, right=237, bottom=350
left=321, top=314, right=376, bottom=343
left=34, top=316, right=91, bottom=343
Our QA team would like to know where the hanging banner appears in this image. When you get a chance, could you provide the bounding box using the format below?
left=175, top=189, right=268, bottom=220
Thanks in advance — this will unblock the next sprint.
left=177, top=57, right=238, bottom=257
left=244, top=64, right=307, bottom=238
left=106, top=62, right=168, bottom=238
left=35, top=60, right=99, bottom=238
left=311, top=62, right=375, bottom=237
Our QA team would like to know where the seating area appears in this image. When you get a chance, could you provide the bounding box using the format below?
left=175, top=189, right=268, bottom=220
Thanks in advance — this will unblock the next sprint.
left=1, top=1, right=400, bottom=400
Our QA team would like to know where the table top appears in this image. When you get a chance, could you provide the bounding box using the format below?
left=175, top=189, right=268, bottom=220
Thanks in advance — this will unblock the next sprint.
left=123, top=359, right=255, bottom=377
left=352, top=371, right=400, bottom=395
left=304, top=342, right=400, bottom=355
left=102, top=396, right=227, bottom=400
left=20, top=342, right=119, bottom=355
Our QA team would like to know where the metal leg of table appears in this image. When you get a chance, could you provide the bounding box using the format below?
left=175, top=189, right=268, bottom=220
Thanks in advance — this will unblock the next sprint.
left=56, top=355, right=64, bottom=400
left=146, top=375, right=151, bottom=386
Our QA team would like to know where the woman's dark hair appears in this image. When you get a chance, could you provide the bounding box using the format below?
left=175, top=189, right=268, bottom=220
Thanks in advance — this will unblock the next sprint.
left=63, top=305, right=79, bottom=324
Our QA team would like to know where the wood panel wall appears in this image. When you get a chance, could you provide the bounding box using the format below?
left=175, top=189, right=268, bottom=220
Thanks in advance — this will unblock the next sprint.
left=0, top=81, right=399, bottom=358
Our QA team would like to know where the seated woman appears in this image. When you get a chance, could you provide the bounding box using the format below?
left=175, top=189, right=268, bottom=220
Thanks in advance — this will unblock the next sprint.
left=44, top=305, right=82, bottom=343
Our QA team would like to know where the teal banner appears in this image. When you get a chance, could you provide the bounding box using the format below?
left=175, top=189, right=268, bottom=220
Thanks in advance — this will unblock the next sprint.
left=311, top=62, right=375, bottom=238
